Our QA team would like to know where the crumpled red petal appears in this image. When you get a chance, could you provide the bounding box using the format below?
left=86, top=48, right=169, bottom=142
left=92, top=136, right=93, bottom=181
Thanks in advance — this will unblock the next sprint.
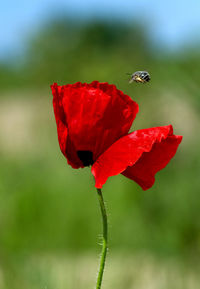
left=51, top=81, right=138, bottom=168
left=92, top=125, right=182, bottom=189
left=122, top=134, right=182, bottom=190
left=51, top=83, right=83, bottom=168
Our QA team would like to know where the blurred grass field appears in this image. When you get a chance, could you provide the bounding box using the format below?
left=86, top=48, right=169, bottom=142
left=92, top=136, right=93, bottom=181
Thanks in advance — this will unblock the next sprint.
left=1, top=253, right=200, bottom=289
left=0, top=17, right=200, bottom=288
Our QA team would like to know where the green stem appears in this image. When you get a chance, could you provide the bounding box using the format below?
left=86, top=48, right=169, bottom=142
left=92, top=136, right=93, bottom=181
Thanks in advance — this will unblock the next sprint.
left=96, top=188, right=108, bottom=289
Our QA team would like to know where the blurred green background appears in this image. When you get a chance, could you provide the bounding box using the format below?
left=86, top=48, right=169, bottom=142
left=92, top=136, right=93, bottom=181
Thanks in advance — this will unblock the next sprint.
left=0, top=1, right=200, bottom=288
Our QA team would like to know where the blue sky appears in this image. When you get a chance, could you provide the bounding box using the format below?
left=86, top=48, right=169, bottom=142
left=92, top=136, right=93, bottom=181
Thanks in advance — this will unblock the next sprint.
left=1, top=0, right=200, bottom=59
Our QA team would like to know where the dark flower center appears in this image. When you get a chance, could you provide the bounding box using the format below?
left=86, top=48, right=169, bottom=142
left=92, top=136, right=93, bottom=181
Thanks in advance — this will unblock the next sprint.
left=77, top=151, right=94, bottom=166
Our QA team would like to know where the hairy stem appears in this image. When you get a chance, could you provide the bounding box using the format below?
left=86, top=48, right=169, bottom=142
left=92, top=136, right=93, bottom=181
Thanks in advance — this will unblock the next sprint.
left=96, top=188, right=108, bottom=289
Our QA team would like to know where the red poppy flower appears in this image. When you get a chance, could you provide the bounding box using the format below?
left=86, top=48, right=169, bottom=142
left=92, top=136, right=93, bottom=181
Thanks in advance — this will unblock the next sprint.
left=51, top=81, right=182, bottom=190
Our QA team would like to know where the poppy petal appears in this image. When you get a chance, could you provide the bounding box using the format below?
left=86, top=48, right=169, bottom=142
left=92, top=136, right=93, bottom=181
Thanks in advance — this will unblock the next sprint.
left=92, top=125, right=182, bottom=189
left=122, top=134, right=182, bottom=190
left=51, top=81, right=138, bottom=168
left=51, top=83, right=82, bottom=168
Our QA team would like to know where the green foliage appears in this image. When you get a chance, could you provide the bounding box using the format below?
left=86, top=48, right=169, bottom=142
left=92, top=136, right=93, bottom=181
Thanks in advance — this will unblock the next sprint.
left=0, top=19, right=153, bottom=90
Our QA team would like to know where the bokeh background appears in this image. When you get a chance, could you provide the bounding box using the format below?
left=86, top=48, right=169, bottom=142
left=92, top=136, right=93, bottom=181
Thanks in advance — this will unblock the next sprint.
left=0, top=0, right=200, bottom=288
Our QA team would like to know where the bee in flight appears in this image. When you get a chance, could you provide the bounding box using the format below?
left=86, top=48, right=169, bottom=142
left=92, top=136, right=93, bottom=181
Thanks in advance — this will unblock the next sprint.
left=127, top=71, right=151, bottom=84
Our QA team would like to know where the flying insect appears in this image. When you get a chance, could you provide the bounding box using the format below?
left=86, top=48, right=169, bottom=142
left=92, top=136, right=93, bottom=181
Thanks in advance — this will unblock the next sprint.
left=127, top=71, right=151, bottom=83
